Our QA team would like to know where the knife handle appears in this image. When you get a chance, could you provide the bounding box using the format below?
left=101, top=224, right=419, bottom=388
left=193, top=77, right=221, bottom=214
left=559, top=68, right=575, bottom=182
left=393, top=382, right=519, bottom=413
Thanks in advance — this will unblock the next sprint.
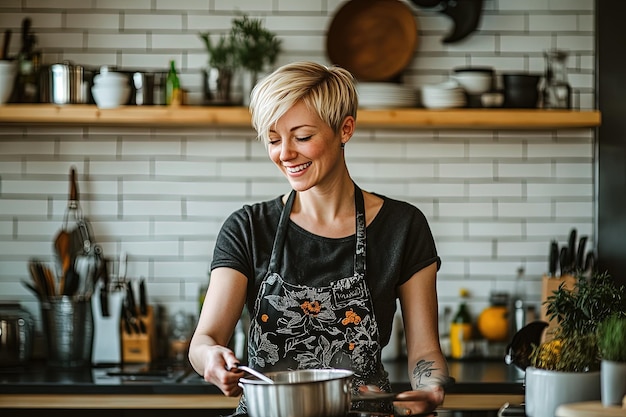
left=139, top=278, right=148, bottom=316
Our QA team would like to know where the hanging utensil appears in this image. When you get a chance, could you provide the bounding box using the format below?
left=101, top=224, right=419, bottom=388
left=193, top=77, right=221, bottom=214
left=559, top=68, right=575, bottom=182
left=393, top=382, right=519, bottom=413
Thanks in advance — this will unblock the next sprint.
left=1, top=29, right=11, bottom=60
left=54, top=167, right=81, bottom=280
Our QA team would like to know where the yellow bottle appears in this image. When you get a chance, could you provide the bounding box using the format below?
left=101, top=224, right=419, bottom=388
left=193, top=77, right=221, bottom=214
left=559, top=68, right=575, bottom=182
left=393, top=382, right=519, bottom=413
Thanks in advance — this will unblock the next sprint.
left=450, top=288, right=472, bottom=359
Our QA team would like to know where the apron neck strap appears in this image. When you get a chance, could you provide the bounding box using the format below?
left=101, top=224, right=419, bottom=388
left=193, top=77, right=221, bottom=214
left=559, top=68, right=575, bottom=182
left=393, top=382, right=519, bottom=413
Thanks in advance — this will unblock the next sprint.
left=268, top=183, right=367, bottom=276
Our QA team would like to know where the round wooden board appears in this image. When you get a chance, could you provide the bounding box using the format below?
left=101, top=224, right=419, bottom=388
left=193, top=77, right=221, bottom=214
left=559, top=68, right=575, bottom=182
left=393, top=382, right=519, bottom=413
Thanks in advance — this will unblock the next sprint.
left=326, top=0, right=418, bottom=81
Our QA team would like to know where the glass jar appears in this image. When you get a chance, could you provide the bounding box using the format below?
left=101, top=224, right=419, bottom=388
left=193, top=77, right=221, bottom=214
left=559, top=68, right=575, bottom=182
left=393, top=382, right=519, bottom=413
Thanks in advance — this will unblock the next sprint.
left=543, top=49, right=572, bottom=109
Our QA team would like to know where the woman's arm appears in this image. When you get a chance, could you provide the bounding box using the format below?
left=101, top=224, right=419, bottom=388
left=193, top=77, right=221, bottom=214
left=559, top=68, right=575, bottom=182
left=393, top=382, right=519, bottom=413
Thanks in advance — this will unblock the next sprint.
left=394, top=262, right=450, bottom=414
left=188, top=267, right=248, bottom=396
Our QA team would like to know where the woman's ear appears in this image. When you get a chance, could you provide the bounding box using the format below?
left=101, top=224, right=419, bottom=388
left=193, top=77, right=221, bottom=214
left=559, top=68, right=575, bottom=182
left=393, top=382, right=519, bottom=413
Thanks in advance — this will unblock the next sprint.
left=340, top=115, right=355, bottom=145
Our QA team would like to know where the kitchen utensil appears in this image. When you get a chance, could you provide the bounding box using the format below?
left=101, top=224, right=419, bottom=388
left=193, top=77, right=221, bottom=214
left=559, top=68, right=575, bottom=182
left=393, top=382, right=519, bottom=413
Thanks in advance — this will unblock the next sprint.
left=559, top=246, right=569, bottom=276
left=54, top=167, right=80, bottom=280
left=575, top=236, right=587, bottom=271
left=239, top=368, right=354, bottom=417
left=326, top=0, right=418, bottom=81
left=236, top=365, right=275, bottom=384
left=567, top=228, right=577, bottom=272
left=584, top=252, right=596, bottom=275
left=21, top=279, right=41, bottom=300
left=94, top=247, right=109, bottom=317
left=549, top=240, right=559, bottom=277
left=123, top=296, right=140, bottom=334
left=139, top=278, right=147, bottom=316
left=1, top=29, right=11, bottom=60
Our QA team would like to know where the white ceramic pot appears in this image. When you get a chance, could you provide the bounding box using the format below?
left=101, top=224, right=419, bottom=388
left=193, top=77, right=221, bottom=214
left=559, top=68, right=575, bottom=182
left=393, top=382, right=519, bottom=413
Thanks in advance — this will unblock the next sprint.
left=525, top=367, right=600, bottom=417
left=601, top=360, right=626, bottom=406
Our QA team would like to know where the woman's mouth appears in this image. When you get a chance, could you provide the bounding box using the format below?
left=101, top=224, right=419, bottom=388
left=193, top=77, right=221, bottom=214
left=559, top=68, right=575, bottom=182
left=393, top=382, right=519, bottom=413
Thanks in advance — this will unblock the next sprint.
left=285, top=161, right=311, bottom=174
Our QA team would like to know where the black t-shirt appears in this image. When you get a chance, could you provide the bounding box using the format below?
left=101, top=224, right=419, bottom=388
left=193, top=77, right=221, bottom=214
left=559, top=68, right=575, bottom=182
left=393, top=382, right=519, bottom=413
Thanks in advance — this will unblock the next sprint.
left=211, top=193, right=440, bottom=348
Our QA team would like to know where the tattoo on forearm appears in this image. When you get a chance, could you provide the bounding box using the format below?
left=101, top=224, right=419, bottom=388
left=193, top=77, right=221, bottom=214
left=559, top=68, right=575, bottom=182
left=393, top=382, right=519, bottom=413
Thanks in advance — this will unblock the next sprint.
left=412, top=359, right=436, bottom=388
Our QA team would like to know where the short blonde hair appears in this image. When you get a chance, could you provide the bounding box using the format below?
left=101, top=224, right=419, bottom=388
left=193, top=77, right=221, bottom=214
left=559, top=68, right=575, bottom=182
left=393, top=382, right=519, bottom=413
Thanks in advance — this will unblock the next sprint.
left=249, top=61, right=358, bottom=144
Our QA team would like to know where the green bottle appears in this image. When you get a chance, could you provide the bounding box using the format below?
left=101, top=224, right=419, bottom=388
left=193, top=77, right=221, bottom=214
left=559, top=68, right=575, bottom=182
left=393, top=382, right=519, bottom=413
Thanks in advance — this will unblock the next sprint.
left=165, top=60, right=180, bottom=105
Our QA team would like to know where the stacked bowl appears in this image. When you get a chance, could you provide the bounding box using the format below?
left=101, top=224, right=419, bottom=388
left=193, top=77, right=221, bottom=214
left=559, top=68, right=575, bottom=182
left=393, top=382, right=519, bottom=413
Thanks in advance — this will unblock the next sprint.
left=92, top=69, right=130, bottom=108
left=421, top=80, right=466, bottom=109
left=452, top=67, right=495, bottom=107
left=0, top=60, right=17, bottom=104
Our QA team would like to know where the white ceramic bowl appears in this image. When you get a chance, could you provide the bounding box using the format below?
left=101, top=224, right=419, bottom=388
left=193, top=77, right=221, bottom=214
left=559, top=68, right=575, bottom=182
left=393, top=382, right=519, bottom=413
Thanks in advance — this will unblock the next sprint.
left=0, top=72, right=16, bottom=104
left=452, top=72, right=493, bottom=95
left=92, top=84, right=130, bottom=109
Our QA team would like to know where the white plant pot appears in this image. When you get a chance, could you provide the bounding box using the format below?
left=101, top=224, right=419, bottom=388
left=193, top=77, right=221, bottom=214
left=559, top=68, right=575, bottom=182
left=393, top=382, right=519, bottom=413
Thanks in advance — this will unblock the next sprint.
left=525, top=367, right=600, bottom=417
left=601, top=360, right=626, bottom=406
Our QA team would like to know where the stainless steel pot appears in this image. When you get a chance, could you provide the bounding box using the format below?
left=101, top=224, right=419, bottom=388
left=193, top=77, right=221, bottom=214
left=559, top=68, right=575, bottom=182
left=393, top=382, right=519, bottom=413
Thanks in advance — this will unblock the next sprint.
left=39, top=61, right=94, bottom=104
left=240, top=369, right=354, bottom=417
left=0, top=303, right=34, bottom=367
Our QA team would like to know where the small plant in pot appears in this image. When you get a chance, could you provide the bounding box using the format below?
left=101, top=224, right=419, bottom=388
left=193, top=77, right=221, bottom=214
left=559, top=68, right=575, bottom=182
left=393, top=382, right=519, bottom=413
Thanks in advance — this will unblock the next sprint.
left=524, top=271, right=626, bottom=417
left=230, top=14, right=282, bottom=105
left=596, top=313, right=626, bottom=406
left=199, top=14, right=281, bottom=106
left=199, top=32, right=239, bottom=105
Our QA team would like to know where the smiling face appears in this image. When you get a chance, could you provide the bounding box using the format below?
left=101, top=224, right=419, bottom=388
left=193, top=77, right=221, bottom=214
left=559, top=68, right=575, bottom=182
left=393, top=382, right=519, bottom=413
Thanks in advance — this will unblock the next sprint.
left=267, top=101, right=354, bottom=192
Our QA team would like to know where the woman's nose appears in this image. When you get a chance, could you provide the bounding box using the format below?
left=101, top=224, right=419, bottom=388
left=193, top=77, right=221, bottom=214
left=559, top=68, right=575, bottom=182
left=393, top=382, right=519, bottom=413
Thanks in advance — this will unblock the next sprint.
left=279, top=140, right=295, bottom=161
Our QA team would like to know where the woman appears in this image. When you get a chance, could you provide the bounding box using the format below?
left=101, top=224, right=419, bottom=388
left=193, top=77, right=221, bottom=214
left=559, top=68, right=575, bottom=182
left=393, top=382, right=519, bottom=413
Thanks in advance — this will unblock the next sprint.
left=189, top=61, right=449, bottom=415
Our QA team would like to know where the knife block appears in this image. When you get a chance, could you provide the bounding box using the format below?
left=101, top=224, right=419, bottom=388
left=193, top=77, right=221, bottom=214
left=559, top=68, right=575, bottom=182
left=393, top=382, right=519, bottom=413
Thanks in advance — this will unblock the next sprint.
left=121, top=305, right=157, bottom=363
left=540, top=274, right=577, bottom=342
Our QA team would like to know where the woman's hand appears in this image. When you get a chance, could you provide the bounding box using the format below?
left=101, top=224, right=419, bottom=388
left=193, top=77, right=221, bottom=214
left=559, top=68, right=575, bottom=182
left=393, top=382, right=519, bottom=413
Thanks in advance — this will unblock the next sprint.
left=392, top=385, right=445, bottom=416
left=200, top=345, right=243, bottom=397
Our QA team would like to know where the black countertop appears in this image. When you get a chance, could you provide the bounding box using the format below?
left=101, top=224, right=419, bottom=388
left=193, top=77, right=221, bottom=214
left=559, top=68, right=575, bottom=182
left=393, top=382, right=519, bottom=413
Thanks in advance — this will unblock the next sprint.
left=0, top=359, right=525, bottom=396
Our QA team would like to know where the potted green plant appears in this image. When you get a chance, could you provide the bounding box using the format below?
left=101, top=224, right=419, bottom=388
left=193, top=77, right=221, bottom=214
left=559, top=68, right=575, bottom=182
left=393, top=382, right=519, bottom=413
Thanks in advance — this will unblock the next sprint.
left=230, top=14, right=282, bottom=104
left=199, top=14, right=281, bottom=106
left=199, top=32, right=239, bottom=104
left=596, top=313, right=626, bottom=406
left=525, top=271, right=626, bottom=417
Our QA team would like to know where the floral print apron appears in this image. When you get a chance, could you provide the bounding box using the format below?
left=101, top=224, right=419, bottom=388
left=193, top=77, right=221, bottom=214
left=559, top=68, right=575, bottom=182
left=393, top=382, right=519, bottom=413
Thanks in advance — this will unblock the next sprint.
left=240, top=184, right=391, bottom=414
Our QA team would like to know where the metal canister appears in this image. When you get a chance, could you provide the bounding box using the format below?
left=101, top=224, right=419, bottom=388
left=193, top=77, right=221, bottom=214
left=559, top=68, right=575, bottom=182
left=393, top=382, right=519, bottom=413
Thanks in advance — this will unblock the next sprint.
left=50, top=63, right=71, bottom=104
left=71, top=64, right=88, bottom=104
left=48, top=62, right=90, bottom=104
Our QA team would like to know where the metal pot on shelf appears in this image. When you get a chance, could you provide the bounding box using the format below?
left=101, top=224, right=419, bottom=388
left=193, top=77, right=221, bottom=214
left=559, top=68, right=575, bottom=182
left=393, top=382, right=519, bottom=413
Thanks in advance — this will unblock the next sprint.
left=40, top=61, right=94, bottom=104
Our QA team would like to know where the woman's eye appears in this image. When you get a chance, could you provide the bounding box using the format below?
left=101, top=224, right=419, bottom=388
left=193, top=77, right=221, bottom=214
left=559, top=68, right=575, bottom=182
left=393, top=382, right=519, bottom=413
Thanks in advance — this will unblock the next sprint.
left=296, top=135, right=313, bottom=141
left=268, top=138, right=280, bottom=145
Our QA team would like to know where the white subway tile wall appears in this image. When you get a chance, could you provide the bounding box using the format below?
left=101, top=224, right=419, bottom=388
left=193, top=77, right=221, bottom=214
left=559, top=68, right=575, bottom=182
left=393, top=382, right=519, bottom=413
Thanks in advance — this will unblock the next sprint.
left=0, top=1, right=596, bottom=334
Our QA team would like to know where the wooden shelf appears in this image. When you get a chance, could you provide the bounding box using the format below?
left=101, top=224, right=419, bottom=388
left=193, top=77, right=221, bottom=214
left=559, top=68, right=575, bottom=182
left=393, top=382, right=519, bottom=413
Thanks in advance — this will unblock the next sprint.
left=0, top=104, right=601, bottom=129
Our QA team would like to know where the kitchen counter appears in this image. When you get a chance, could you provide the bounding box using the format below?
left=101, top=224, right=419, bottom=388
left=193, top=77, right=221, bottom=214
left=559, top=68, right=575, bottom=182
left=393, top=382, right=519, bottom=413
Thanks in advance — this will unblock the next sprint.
left=0, top=359, right=525, bottom=412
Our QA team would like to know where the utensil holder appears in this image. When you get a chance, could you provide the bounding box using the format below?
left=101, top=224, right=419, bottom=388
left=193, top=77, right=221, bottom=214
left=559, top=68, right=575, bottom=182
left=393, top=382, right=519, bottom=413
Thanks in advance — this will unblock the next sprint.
left=540, top=274, right=576, bottom=341
left=41, top=296, right=94, bottom=368
left=121, top=305, right=156, bottom=363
